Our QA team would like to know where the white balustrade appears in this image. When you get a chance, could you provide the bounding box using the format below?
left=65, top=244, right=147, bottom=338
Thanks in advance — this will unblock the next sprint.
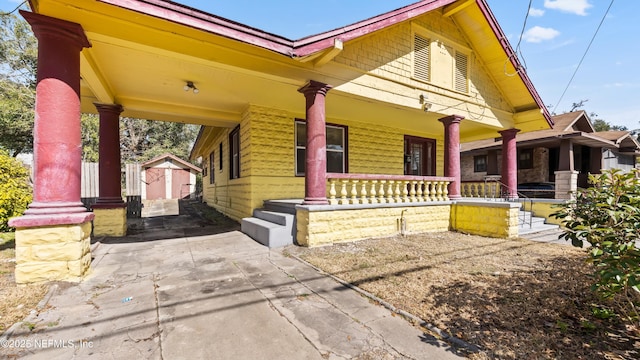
left=461, top=181, right=502, bottom=199
left=327, top=174, right=454, bottom=205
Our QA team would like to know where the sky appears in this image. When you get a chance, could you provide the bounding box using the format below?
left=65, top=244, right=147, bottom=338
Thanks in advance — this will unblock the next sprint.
left=2, top=0, right=638, bottom=130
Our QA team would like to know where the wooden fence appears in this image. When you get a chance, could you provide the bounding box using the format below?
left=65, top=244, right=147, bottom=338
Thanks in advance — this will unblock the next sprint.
left=80, top=162, right=142, bottom=218
left=125, top=163, right=142, bottom=218
left=80, top=162, right=98, bottom=210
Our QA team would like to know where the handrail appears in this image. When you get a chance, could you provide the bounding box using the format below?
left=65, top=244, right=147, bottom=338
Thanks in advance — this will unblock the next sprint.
left=482, top=177, right=534, bottom=229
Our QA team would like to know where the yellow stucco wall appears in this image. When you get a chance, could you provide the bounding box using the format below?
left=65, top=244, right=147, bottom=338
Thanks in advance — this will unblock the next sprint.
left=14, top=222, right=92, bottom=283
left=296, top=205, right=451, bottom=247
left=450, top=202, right=520, bottom=239
left=531, top=201, right=566, bottom=225
left=193, top=104, right=446, bottom=220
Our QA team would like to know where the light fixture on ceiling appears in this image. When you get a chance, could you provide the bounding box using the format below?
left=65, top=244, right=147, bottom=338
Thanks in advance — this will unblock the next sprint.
left=184, top=81, right=199, bottom=94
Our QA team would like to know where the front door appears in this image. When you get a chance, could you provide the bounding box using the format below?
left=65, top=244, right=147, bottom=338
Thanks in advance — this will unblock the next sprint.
left=404, top=135, right=436, bottom=176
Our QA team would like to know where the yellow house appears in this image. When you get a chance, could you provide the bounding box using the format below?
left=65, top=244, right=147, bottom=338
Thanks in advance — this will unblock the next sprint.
left=10, top=0, right=551, bottom=282
left=186, top=0, right=553, bottom=247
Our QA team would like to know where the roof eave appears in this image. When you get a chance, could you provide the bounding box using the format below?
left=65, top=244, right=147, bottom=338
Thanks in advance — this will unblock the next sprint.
left=475, top=0, right=552, bottom=128
left=291, top=0, right=457, bottom=57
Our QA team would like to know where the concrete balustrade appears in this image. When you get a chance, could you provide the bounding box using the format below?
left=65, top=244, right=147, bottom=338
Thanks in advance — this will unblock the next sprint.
left=460, top=181, right=503, bottom=199
left=327, top=173, right=454, bottom=205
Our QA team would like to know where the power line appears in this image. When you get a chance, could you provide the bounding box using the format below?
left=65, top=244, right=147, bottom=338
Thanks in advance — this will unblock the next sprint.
left=504, top=0, right=533, bottom=76
left=0, top=1, right=27, bottom=16
left=552, top=0, right=615, bottom=114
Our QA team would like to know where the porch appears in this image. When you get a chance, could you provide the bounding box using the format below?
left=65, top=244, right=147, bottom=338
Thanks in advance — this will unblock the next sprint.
left=241, top=174, right=535, bottom=248
left=9, top=1, right=552, bottom=284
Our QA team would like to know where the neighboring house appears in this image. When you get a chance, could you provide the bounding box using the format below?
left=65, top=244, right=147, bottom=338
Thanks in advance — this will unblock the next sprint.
left=460, top=111, right=640, bottom=199
left=141, top=153, right=201, bottom=200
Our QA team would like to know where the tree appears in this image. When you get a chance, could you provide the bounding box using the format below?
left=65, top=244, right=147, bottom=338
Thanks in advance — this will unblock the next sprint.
left=591, top=113, right=628, bottom=132
left=81, top=114, right=100, bottom=162
left=0, top=13, right=199, bottom=162
left=0, top=80, right=34, bottom=156
left=0, top=13, right=37, bottom=86
left=553, top=169, right=640, bottom=322
left=0, top=13, right=37, bottom=156
left=119, top=118, right=199, bottom=163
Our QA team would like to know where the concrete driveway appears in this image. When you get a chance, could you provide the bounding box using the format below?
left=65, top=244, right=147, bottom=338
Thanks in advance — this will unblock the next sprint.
left=1, top=200, right=463, bottom=359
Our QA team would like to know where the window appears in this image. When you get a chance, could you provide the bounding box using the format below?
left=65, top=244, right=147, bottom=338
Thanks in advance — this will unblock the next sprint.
left=454, top=51, right=469, bottom=93
left=209, top=151, right=215, bottom=184
left=518, top=149, right=533, bottom=169
left=413, top=30, right=469, bottom=93
left=295, top=120, right=346, bottom=176
left=219, top=142, right=223, bottom=171
left=414, top=34, right=430, bottom=82
left=474, top=155, right=487, bottom=172
left=229, top=126, right=240, bottom=179
left=202, top=157, right=208, bottom=177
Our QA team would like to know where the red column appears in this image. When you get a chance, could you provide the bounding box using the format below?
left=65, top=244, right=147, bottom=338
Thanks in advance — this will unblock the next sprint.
left=499, top=128, right=520, bottom=199
left=298, top=80, right=332, bottom=205
left=439, top=115, right=464, bottom=199
left=9, top=11, right=93, bottom=228
left=93, top=103, right=126, bottom=209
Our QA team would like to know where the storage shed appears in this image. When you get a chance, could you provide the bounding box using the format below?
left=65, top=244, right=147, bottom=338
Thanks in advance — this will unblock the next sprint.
left=141, top=153, right=201, bottom=200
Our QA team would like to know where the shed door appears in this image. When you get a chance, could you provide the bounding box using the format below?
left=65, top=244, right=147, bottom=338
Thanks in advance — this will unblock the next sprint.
left=146, top=168, right=166, bottom=200
left=171, top=169, right=191, bottom=199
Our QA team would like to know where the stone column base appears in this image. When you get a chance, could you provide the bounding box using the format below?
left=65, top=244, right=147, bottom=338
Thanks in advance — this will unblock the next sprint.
left=93, top=207, right=127, bottom=237
left=14, top=221, right=92, bottom=283
left=554, top=170, right=579, bottom=200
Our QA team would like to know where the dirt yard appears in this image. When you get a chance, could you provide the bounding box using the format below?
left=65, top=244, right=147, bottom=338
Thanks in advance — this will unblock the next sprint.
left=288, top=232, right=639, bottom=359
left=0, top=233, right=48, bottom=334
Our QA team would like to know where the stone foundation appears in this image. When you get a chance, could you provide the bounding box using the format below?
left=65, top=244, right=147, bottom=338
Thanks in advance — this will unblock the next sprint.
left=14, top=221, right=92, bottom=283
left=93, top=207, right=127, bottom=236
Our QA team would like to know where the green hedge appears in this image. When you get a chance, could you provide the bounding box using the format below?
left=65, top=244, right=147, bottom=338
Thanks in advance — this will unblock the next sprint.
left=0, top=151, right=32, bottom=231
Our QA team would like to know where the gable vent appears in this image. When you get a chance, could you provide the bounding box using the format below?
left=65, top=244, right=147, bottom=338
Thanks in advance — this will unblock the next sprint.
left=414, top=34, right=430, bottom=82
left=454, top=51, right=468, bottom=93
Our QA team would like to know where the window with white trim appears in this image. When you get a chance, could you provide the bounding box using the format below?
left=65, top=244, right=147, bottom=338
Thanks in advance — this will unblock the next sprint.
left=413, top=31, right=469, bottom=94
left=295, top=120, right=347, bottom=176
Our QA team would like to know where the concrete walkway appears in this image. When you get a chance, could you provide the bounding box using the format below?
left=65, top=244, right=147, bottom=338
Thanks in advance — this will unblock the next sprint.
left=2, top=202, right=463, bottom=359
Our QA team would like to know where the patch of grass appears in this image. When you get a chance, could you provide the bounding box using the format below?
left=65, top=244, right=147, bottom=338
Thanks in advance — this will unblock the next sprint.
left=22, top=321, right=36, bottom=331
left=290, top=232, right=640, bottom=359
left=0, top=232, right=48, bottom=335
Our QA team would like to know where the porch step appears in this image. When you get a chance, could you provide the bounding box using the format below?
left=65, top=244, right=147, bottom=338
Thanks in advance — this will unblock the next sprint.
left=241, top=209, right=295, bottom=248
left=518, top=211, right=548, bottom=226
left=263, top=200, right=301, bottom=215
left=518, top=210, right=559, bottom=236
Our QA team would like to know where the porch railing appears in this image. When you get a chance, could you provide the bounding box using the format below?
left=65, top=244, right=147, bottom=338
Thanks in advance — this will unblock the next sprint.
left=326, top=173, right=454, bottom=205
left=461, top=180, right=502, bottom=199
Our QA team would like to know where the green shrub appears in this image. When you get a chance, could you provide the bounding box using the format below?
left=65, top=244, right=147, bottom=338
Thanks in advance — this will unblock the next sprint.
left=553, top=169, right=640, bottom=322
left=0, top=151, right=32, bottom=231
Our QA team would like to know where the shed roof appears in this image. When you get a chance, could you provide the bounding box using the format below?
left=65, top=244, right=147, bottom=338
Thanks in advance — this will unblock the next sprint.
left=141, top=153, right=202, bottom=172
